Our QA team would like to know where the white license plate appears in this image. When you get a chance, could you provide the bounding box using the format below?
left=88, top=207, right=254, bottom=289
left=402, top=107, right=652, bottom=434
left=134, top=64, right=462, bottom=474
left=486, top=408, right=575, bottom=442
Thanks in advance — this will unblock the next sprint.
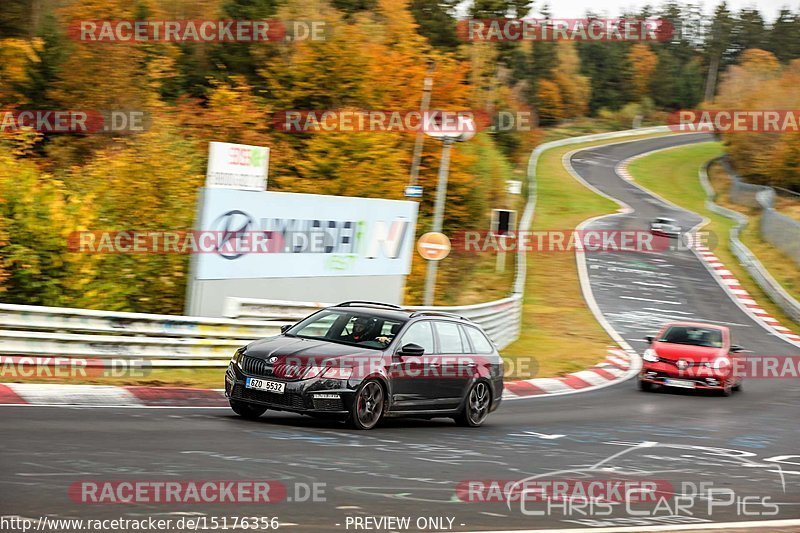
left=664, top=378, right=695, bottom=389
left=246, top=377, right=285, bottom=394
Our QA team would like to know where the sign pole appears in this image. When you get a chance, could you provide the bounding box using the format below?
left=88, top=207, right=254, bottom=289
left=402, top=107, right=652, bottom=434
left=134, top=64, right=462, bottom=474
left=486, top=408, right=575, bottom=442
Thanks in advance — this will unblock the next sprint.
left=423, top=138, right=453, bottom=306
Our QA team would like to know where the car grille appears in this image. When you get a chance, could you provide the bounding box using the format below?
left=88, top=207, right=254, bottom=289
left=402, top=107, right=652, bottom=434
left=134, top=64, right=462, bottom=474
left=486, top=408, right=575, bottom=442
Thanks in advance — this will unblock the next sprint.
left=232, top=384, right=306, bottom=409
left=660, top=358, right=703, bottom=368
left=240, top=355, right=274, bottom=377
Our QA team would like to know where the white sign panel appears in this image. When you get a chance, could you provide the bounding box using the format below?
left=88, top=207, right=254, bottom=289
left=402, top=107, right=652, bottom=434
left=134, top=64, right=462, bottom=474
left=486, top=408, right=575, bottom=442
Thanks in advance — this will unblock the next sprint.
left=206, top=142, right=269, bottom=191
left=195, top=189, right=418, bottom=280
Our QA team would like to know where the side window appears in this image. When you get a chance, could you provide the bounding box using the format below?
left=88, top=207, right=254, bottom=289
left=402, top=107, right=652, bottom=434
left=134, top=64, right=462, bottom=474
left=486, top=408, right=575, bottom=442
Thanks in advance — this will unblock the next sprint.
left=400, top=321, right=434, bottom=354
left=465, top=326, right=494, bottom=354
left=294, top=312, right=339, bottom=338
left=434, top=321, right=466, bottom=354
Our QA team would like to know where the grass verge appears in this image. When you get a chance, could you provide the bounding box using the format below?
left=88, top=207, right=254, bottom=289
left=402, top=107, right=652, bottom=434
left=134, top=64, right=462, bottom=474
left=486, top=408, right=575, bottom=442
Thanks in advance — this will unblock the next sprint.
left=627, top=143, right=800, bottom=335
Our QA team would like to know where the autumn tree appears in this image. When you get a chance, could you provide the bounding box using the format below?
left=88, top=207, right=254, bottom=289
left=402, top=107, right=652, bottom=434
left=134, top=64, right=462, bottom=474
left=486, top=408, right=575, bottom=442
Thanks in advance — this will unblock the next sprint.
left=628, top=44, right=658, bottom=101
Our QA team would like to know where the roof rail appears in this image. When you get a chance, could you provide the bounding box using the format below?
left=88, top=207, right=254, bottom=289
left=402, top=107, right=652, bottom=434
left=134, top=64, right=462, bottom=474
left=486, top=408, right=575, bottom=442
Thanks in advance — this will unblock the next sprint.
left=408, top=310, right=470, bottom=321
left=335, top=301, right=403, bottom=310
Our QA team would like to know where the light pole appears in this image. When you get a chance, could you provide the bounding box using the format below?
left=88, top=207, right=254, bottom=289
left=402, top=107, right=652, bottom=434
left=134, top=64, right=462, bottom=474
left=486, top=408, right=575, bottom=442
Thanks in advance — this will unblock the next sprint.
left=422, top=118, right=475, bottom=306
left=408, top=63, right=435, bottom=191
left=423, top=137, right=453, bottom=306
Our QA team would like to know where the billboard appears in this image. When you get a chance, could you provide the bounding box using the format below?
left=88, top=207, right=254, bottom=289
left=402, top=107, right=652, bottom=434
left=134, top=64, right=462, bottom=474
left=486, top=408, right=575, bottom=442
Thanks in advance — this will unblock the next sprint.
left=206, top=142, right=269, bottom=191
left=194, top=189, right=418, bottom=280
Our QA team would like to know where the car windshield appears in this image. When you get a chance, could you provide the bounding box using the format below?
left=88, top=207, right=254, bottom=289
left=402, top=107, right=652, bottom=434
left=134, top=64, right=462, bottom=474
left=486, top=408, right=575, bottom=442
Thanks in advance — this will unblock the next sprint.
left=287, top=310, right=406, bottom=350
left=658, top=326, right=724, bottom=348
left=654, top=218, right=675, bottom=224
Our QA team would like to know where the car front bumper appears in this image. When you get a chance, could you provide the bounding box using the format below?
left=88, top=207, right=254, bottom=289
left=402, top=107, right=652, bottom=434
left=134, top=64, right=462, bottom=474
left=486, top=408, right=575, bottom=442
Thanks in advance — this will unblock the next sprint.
left=639, top=365, right=734, bottom=390
left=225, top=363, right=355, bottom=415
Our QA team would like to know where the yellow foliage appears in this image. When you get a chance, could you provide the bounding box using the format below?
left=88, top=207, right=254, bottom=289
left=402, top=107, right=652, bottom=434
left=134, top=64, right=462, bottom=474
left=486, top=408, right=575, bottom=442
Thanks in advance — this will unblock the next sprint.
left=716, top=51, right=800, bottom=188
left=537, top=79, right=564, bottom=125
left=628, top=44, right=658, bottom=100
left=0, top=38, right=42, bottom=105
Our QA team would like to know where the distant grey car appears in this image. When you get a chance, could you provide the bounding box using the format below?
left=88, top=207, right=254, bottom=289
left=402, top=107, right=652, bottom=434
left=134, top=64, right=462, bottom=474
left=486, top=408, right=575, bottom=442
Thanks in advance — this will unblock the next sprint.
left=650, top=217, right=681, bottom=238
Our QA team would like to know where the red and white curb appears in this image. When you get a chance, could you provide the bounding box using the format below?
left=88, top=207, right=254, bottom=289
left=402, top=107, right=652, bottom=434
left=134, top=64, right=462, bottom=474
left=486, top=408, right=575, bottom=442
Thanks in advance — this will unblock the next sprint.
left=694, top=245, right=800, bottom=345
left=0, top=383, right=229, bottom=408
left=0, top=350, right=639, bottom=407
left=503, top=349, right=638, bottom=399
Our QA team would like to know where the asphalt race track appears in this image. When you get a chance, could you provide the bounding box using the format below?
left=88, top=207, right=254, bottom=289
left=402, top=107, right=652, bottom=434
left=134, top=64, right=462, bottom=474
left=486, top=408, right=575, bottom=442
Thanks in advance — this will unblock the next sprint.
left=3, top=134, right=800, bottom=532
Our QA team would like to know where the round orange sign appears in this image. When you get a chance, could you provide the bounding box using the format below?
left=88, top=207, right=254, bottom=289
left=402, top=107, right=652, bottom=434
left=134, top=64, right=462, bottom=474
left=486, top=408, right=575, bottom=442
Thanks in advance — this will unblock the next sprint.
left=417, top=232, right=451, bottom=261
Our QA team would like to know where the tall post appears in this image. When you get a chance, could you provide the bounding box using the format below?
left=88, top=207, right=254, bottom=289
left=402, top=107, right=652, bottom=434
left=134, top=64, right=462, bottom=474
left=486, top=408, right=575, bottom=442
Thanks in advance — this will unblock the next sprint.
left=423, top=138, right=453, bottom=306
left=409, top=68, right=434, bottom=188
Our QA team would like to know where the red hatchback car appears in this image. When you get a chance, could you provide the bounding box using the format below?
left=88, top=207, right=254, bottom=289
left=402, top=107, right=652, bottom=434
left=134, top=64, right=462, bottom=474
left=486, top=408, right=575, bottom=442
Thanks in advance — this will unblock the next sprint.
left=639, top=322, right=744, bottom=395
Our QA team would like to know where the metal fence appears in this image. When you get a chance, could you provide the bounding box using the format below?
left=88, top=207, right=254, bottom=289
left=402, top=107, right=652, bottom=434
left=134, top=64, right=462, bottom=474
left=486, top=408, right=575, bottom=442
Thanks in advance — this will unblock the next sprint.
left=722, top=158, right=800, bottom=266
left=699, top=159, right=800, bottom=324
left=0, top=303, right=285, bottom=364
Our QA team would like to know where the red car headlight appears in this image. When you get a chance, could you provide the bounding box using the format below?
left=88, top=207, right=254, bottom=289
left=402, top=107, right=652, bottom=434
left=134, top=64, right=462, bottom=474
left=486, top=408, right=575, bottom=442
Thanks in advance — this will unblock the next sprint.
left=643, top=349, right=659, bottom=363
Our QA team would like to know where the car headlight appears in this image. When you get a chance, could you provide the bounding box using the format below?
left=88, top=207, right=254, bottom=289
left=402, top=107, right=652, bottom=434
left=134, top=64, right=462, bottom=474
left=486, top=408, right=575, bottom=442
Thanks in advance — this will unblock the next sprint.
left=304, top=366, right=353, bottom=380
left=643, top=349, right=659, bottom=362
left=323, top=367, right=353, bottom=380
left=231, top=347, right=245, bottom=366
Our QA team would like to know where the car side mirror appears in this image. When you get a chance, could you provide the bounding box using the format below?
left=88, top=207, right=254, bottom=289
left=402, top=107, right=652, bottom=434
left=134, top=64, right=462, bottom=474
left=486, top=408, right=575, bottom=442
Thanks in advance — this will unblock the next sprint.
left=280, top=324, right=292, bottom=334
left=645, top=335, right=655, bottom=344
left=730, top=345, right=743, bottom=353
left=398, top=343, right=425, bottom=357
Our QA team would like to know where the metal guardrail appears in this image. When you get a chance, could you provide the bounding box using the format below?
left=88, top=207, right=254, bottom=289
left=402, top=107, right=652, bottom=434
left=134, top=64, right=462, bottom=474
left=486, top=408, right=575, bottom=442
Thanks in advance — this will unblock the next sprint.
left=0, top=303, right=285, bottom=363
left=699, top=159, right=800, bottom=324
left=721, top=158, right=800, bottom=266
left=0, top=126, right=674, bottom=367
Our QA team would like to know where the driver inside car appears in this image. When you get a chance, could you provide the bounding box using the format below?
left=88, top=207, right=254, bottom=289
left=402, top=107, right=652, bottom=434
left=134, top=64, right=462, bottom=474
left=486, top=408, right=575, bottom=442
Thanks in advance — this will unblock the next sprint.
left=342, top=316, right=392, bottom=345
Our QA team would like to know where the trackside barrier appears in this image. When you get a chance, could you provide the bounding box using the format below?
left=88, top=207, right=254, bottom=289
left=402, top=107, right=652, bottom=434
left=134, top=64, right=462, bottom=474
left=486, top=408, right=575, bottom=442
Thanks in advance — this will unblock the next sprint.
left=721, top=158, right=800, bottom=266
left=0, top=127, right=673, bottom=368
left=699, top=159, right=800, bottom=324
left=0, top=303, right=285, bottom=364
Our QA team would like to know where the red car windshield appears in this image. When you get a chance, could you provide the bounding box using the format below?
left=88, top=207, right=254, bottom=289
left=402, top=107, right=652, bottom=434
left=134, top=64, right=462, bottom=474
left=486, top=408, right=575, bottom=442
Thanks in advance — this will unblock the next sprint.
left=658, top=326, right=724, bottom=348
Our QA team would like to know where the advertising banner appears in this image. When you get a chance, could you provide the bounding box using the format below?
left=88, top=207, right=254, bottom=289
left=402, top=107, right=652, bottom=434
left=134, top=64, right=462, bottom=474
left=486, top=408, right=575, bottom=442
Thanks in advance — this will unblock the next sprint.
left=194, top=189, right=418, bottom=280
left=206, top=142, right=269, bottom=191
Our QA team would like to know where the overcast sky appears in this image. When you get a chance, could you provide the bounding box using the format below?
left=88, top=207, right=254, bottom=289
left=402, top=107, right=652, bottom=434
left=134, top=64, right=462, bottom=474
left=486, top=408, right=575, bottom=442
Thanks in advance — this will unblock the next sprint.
left=523, top=0, right=797, bottom=22
left=534, top=0, right=800, bottom=22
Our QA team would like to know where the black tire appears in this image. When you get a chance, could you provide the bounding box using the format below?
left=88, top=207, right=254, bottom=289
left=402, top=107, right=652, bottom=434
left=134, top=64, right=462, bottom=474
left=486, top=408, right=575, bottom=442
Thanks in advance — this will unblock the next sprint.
left=638, top=379, right=653, bottom=392
left=732, top=380, right=742, bottom=392
left=455, top=381, right=491, bottom=427
left=349, top=380, right=385, bottom=430
left=719, top=384, right=732, bottom=397
left=230, top=400, right=268, bottom=420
